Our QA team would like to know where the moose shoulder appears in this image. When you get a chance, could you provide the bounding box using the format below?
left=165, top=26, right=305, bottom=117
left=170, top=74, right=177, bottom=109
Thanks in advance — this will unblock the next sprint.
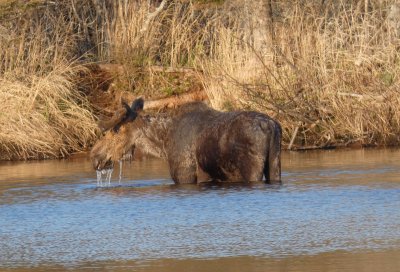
left=91, top=98, right=281, bottom=184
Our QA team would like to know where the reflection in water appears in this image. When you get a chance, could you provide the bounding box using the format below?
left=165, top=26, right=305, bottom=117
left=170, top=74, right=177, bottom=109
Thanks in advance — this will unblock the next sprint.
left=1, top=149, right=400, bottom=271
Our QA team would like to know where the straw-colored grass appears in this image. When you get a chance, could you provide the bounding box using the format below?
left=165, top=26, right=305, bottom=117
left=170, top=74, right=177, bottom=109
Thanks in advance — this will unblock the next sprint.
left=0, top=5, right=97, bottom=160
left=0, top=69, right=97, bottom=160
left=2, top=0, right=400, bottom=160
left=92, top=0, right=219, bottom=96
left=202, top=0, right=400, bottom=148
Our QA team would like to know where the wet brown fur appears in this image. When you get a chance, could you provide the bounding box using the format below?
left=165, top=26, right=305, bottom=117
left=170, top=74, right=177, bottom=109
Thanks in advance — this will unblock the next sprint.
left=91, top=99, right=282, bottom=184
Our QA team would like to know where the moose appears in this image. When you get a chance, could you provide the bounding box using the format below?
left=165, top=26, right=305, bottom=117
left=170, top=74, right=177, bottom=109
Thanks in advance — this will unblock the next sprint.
left=91, top=98, right=281, bottom=184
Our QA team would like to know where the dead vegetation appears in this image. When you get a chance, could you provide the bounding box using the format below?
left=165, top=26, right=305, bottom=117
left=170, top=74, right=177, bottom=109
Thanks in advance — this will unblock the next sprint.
left=0, top=2, right=97, bottom=160
left=1, top=0, right=400, bottom=159
left=202, top=0, right=400, bottom=149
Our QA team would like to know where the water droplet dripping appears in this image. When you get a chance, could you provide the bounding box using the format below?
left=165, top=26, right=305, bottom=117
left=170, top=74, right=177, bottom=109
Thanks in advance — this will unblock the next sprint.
left=106, top=168, right=113, bottom=186
left=96, top=170, right=102, bottom=187
left=96, top=168, right=114, bottom=187
left=118, top=160, right=123, bottom=184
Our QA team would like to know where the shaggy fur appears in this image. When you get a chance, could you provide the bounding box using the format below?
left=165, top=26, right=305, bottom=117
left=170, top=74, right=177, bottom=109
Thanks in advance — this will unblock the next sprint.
left=91, top=99, right=281, bottom=184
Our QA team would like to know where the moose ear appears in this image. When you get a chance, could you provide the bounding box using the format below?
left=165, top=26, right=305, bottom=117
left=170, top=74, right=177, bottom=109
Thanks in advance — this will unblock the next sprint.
left=98, top=106, right=129, bottom=133
left=131, top=98, right=144, bottom=112
left=121, top=99, right=132, bottom=115
left=119, top=98, right=137, bottom=122
left=98, top=98, right=142, bottom=133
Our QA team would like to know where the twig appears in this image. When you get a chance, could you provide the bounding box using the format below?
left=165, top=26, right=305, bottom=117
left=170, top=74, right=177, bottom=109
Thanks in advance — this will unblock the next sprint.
left=140, top=0, right=169, bottom=34
left=288, top=126, right=299, bottom=150
left=97, top=63, right=202, bottom=75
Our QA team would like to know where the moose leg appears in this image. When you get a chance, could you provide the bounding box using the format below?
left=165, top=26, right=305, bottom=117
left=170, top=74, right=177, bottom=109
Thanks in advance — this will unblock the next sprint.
left=242, top=168, right=264, bottom=182
left=267, top=154, right=281, bottom=182
left=264, top=126, right=281, bottom=183
left=196, top=165, right=210, bottom=183
left=173, top=170, right=197, bottom=184
left=239, top=156, right=265, bottom=182
left=169, top=158, right=198, bottom=184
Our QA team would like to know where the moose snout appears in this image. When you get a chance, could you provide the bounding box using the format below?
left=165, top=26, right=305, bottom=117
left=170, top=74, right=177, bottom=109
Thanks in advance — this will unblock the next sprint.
left=90, top=151, right=105, bottom=170
left=92, top=157, right=101, bottom=170
left=91, top=155, right=114, bottom=171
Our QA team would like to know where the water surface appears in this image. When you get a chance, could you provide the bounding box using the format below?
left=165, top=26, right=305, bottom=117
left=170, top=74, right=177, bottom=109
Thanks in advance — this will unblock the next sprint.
left=1, top=149, right=400, bottom=271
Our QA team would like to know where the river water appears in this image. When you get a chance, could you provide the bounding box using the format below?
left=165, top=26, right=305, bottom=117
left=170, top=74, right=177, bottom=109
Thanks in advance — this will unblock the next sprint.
left=0, top=149, right=400, bottom=271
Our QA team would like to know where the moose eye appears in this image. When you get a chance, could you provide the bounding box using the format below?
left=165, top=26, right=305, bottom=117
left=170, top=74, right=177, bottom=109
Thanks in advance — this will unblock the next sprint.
left=112, top=123, right=122, bottom=133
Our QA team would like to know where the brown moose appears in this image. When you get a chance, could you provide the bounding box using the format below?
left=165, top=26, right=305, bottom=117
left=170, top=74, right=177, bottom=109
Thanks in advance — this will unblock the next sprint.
left=90, top=98, right=281, bottom=184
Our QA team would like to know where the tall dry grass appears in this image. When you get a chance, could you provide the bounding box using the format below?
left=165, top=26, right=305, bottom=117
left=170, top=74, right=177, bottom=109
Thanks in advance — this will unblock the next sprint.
left=202, top=0, right=400, bottom=148
left=91, top=1, right=219, bottom=96
left=0, top=0, right=217, bottom=160
left=0, top=5, right=97, bottom=160
left=2, top=0, right=400, bottom=160
left=96, top=1, right=218, bottom=64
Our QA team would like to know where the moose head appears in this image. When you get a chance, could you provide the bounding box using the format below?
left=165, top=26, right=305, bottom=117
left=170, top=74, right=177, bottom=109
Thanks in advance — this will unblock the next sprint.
left=90, top=98, right=144, bottom=171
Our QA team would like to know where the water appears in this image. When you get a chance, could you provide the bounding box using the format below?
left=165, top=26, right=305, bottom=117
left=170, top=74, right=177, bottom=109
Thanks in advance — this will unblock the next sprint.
left=96, top=161, right=124, bottom=187
left=96, top=168, right=114, bottom=187
left=1, top=149, right=400, bottom=271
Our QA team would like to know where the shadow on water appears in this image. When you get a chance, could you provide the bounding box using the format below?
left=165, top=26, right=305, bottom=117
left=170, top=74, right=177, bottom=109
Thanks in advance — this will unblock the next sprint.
left=1, top=148, right=400, bottom=271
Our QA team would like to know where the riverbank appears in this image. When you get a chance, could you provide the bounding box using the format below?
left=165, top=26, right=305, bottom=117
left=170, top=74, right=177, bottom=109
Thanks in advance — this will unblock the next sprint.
left=1, top=0, right=400, bottom=160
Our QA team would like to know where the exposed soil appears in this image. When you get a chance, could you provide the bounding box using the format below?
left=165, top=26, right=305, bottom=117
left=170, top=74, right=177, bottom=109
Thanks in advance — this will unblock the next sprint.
left=80, top=64, right=207, bottom=120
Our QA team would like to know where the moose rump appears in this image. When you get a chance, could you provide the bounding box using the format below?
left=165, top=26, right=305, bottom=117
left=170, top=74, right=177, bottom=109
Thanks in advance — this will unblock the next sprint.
left=90, top=98, right=281, bottom=184
left=166, top=105, right=281, bottom=183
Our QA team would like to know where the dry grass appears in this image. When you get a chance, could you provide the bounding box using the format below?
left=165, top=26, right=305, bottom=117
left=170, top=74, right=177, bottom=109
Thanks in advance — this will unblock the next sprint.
left=0, top=5, right=97, bottom=160
left=2, top=0, right=400, bottom=160
left=202, top=0, right=400, bottom=148
left=92, top=1, right=219, bottom=97
left=0, top=0, right=216, bottom=160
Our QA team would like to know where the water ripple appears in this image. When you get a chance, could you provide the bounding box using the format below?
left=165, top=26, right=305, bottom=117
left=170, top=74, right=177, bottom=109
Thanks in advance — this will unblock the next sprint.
left=1, top=149, right=400, bottom=269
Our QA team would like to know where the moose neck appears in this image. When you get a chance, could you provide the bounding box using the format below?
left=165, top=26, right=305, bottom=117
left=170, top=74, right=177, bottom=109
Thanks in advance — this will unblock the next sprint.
left=135, top=114, right=172, bottom=159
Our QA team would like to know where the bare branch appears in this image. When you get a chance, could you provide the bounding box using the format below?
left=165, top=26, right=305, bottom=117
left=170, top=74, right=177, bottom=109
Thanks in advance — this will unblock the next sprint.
left=140, top=0, right=169, bottom=34
left=288, top=126, right=299, bottom=150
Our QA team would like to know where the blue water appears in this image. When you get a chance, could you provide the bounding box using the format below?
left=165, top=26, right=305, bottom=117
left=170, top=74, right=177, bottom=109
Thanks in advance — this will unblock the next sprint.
left=1, top=149, right=400, bottom=270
